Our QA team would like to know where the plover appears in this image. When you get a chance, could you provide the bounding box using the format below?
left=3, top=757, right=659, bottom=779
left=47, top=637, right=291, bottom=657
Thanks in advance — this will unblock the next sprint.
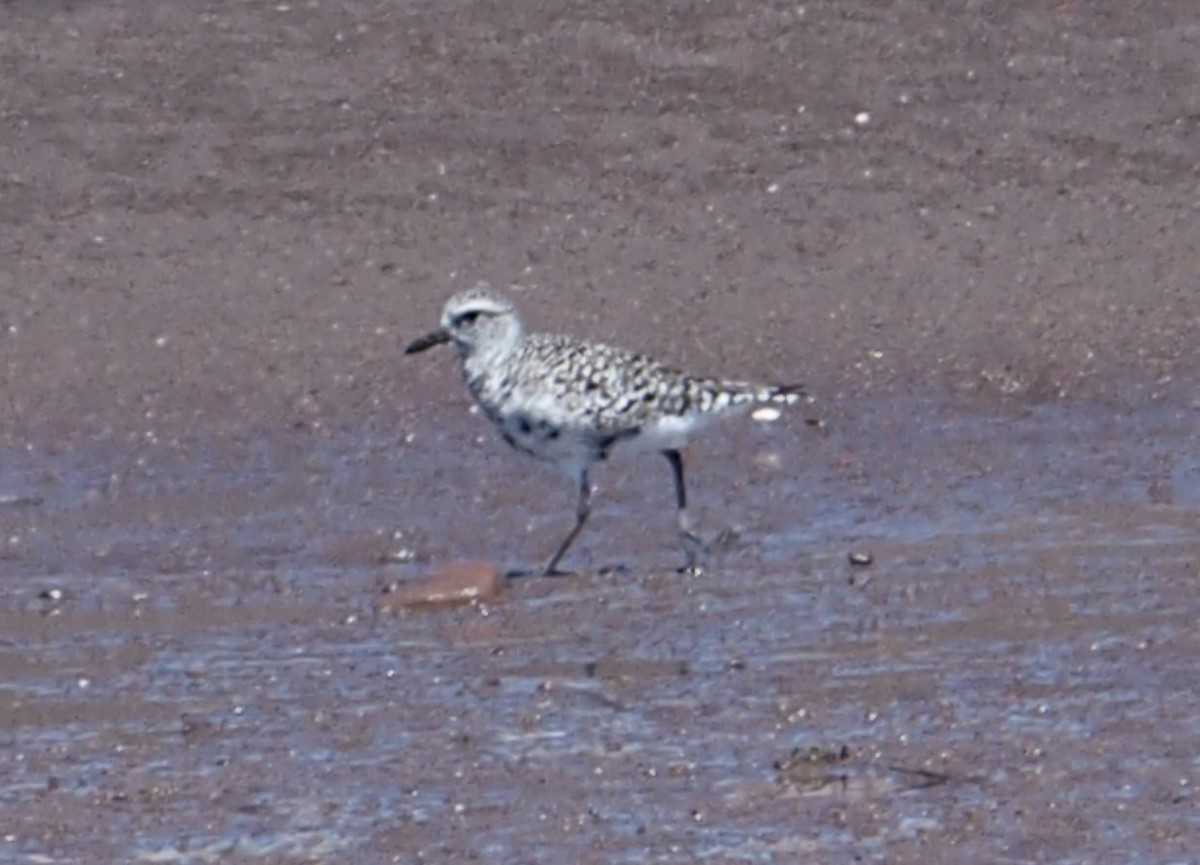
left=406, top=285, right=806, bottom=575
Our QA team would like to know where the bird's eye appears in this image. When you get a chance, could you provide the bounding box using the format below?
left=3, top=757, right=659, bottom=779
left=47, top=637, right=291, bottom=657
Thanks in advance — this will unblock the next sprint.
left=456, top=310, right=481, bottom=326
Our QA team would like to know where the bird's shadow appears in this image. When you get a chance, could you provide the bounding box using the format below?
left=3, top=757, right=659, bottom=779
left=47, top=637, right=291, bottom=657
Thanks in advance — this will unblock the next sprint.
left=500, top=559, right=712, bottom=580
left=504, top=562, right=636, bottom=580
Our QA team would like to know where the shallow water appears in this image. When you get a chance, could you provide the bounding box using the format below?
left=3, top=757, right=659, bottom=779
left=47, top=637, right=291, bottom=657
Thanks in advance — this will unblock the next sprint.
left=2, top=400, right=1198, bottom=863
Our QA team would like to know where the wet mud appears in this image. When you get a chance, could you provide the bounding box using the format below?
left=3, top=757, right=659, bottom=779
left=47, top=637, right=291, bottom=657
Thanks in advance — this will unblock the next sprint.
left=2, top=1, right=1199, bottom=862
left=4, top=403, right=1199, bottom=862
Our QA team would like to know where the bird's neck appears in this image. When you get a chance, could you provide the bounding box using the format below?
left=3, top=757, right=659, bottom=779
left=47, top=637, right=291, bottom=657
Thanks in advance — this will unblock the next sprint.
left=462, top=333, right=519, bottom=383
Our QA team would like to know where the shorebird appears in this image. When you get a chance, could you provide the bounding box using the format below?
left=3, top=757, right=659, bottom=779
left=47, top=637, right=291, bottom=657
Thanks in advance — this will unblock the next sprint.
left=406, top=285, right=805, bottom=574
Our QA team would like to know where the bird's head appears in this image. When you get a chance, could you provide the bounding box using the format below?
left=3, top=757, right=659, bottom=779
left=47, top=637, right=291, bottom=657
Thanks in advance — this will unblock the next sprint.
left=405, top=284, right=523, bottom=362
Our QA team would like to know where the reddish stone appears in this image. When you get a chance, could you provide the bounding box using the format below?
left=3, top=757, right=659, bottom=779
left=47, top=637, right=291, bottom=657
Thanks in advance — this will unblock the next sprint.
left=384, top=561, right=504, bottom=611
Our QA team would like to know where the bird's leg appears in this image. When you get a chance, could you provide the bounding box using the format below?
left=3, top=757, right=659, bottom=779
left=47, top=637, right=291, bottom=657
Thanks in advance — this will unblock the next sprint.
left=662, top=450, right=705, bottom=572
left=544, top=470, right=592, bottom=576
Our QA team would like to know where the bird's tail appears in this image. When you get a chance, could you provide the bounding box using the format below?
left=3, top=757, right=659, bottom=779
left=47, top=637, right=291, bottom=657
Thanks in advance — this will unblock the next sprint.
left=687, top=378, right=810, bottom=414
left=753, top=383, right=808, bottom=406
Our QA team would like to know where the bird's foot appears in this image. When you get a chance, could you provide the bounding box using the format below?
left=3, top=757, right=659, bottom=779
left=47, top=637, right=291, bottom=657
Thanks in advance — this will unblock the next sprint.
left=708, top=525, right=742, bottom=554
left=678, top=530, right=708, bottom=574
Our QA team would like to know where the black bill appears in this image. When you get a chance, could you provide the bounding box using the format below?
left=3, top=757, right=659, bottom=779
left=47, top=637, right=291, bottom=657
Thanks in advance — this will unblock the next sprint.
left=405, top=328, right=451, bottom=354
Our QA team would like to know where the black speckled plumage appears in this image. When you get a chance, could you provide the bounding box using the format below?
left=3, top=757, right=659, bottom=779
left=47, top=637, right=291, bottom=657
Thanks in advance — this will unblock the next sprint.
left=485, top=333, right=804, bottom=436
left=406, top=284, right=808, bottom=574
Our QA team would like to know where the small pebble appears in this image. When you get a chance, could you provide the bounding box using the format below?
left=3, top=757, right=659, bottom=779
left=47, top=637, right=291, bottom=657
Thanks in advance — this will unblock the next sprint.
left=848, top=550, right=873, bottom=567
